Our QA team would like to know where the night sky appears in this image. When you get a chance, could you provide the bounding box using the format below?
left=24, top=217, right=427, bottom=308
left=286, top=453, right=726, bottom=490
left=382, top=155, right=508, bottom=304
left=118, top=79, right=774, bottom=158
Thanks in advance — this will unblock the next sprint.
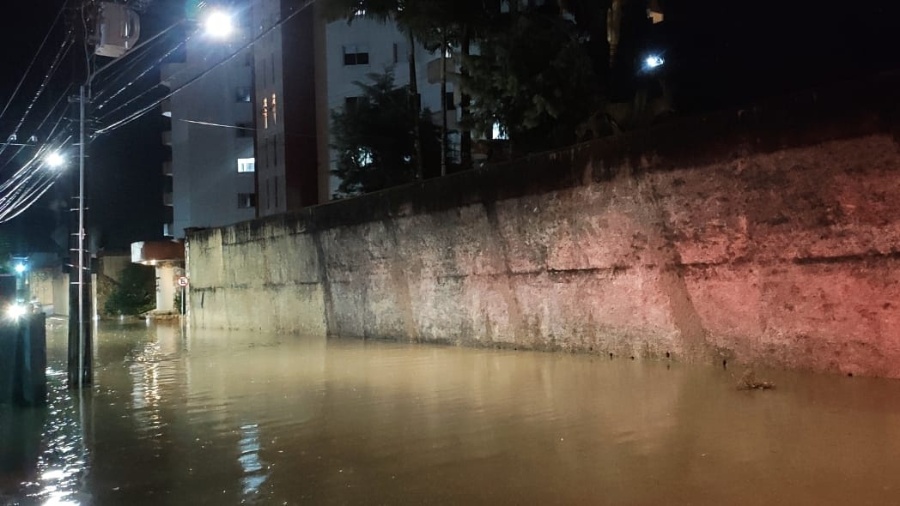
left=0, top=0, right=898, bottom=259
left=0, top=0, right=181, bottom=259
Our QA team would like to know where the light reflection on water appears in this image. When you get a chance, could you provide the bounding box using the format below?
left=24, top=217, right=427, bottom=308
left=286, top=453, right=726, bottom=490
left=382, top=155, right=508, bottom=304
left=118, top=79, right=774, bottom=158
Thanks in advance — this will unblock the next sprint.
left=3, top=319, right=900, bottom=505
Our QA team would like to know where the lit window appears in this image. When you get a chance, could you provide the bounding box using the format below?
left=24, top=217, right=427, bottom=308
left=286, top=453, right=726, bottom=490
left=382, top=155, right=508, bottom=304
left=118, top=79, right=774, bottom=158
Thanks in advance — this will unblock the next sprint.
left=237, top=157, right=255, bottom=173
left=271, top=93, right=277, bottom=124
left=492, top=122, right=508, bottom=140
left=262, top=98, right=268, bottom=129
left=343, top=45, right=369, bottom=66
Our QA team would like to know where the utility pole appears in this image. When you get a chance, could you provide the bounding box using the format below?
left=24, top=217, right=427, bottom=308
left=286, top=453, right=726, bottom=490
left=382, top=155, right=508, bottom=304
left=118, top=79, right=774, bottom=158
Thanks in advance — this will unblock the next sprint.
left=67, top=84, right=91, bottom=389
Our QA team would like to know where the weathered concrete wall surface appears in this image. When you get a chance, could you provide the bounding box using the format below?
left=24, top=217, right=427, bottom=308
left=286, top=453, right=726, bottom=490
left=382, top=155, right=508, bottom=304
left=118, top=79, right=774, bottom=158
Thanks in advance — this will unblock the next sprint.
left=187, top=76, right=900, bottom=378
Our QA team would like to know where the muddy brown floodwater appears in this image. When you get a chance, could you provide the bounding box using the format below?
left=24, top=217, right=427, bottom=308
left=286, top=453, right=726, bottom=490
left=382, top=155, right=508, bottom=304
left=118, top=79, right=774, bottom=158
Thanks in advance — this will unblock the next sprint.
left=2, top=319, right=900, bottom=505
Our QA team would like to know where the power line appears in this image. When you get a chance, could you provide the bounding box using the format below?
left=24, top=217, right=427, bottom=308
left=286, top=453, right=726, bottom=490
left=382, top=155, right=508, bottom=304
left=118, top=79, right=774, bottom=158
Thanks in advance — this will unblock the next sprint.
left=91, top=18, right=186, bottom=99
left=96, top=0, right=317, bottom=137
left=0, top=37, right=75, bottom=163
left=94, top=36, right=192, bottom=116
left=0, top=1, right=69, bottom=125
left=0, top=86, right=74, bottom=173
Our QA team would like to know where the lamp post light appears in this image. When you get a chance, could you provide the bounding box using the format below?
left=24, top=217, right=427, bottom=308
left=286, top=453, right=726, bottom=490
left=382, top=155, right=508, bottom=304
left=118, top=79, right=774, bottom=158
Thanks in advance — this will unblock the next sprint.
left=65, top=4, right=236, bottom=389
left=202, top=9, right=234, bottom=39
left=44, top=151, right=66, bottom=169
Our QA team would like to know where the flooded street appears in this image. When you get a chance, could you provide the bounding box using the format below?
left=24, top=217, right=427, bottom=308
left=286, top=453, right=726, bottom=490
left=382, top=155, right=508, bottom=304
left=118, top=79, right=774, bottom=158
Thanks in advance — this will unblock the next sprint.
left=3, top=320, right=900, bottom=505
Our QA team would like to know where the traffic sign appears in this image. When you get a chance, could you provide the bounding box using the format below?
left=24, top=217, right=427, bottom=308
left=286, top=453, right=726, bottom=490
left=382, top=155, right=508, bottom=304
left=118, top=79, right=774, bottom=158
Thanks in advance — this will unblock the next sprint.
left=177, top=276, right=189, bottom=287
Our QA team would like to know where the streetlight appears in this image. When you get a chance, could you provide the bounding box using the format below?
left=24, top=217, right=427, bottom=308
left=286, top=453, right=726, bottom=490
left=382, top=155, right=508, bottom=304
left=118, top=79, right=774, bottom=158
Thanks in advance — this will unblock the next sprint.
left=643, top=54, right=665, bottom=71
left=63, top=5, right=235, bottom=389
left=44, top=151, right=66, bottom=169
left=202, top=9, right=234, bottom=39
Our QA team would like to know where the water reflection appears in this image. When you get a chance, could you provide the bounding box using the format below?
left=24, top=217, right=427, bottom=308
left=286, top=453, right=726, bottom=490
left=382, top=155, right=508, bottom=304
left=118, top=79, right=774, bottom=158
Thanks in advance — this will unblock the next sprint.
left=4, top=320, right=900, bottom=504
left=238, top=423, right=269, bottom=501
left=1, top=366, right=90, bottom=506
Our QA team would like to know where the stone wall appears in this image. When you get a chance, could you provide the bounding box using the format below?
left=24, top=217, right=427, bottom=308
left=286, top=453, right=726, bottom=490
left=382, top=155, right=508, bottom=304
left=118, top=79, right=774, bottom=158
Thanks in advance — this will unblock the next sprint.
left=187, top=75, right=900, bottom=377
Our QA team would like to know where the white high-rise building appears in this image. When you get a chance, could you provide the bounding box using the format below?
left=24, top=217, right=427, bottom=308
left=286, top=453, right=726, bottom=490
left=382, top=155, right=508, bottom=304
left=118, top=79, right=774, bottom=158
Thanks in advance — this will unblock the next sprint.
left=160, top=23, right=256, bottom=238
left=162, top=1, right=460, bottom=229
left=324, top=17, right=459, bottom=189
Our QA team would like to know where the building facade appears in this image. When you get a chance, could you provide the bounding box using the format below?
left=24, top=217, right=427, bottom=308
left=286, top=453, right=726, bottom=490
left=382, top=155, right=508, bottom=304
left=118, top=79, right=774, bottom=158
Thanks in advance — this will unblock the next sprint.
left=324, top=17, right=460, bottom=191
left=251, top=0, right=321, bottom=216
left=162, top=2, right=459, bottom=228
left=160, top=24, right=256, bottom=239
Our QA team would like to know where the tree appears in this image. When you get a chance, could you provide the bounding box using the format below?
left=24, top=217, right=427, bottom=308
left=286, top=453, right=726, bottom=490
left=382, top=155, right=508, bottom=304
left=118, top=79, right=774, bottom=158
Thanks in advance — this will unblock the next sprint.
left=104, top=263, right=155, bottom=316
left=319, top=0, right=426, bottom=180
left=330, top=69, right=440, bottom=198
left=462, top=6, right=602, bottom=154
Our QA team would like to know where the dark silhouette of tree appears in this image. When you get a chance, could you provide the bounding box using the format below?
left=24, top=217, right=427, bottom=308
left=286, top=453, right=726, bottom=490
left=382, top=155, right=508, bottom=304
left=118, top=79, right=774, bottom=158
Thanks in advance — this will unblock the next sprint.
left=104, top=263, right=154, bottom=316
left=331, top=70, right=440, bottom=198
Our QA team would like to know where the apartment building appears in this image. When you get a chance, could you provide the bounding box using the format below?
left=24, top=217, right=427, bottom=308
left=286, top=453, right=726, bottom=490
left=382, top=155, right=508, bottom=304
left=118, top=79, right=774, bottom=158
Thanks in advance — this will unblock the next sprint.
left=160, top=24, right=256, bottom=238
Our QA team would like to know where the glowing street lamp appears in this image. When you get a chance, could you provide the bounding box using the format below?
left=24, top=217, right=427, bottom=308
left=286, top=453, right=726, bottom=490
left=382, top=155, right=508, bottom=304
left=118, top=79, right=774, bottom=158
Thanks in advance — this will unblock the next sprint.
left=45, top=151, right=66, bottom=169
left=14, top=262, right=26, bottom=275
left=643, top=54, right=665, bottom=71
left=203, top=9, right=234, bottom=39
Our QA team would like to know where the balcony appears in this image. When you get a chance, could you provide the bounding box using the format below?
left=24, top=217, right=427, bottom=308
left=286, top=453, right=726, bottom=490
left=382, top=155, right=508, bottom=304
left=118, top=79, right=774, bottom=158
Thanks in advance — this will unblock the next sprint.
left=163, top=192, right=173, bottom=206
left=162, top=130, right=172, bottom=146
left=162, top=161, right=173, bottom=176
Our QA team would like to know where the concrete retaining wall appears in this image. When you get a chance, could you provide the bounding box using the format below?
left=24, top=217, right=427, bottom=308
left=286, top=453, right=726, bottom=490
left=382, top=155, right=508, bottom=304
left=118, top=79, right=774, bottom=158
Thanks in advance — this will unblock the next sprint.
left=187, top=75, right=900, bottom=378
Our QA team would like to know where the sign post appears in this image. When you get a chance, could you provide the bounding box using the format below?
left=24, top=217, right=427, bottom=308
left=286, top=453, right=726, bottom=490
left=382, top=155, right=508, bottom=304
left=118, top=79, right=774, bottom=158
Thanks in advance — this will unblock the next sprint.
left=177, top=276, right=188, bottom=316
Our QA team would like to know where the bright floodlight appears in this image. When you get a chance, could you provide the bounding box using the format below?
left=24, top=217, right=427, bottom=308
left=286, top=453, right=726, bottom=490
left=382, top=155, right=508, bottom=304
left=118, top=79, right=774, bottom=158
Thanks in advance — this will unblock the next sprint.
left=45, top=151, right=65, bottom=168
left=644, top=54, right=665, bottom=70
left=6, top=303, right=27, bottom=320
left=204, top=10, right=234, bottom=38
left=14, top=263, right=26, bottom=274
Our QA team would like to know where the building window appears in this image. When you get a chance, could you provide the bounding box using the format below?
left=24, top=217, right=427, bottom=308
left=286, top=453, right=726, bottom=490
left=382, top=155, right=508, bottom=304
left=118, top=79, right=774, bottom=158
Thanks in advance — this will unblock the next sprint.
left=236, top=87, right=252, bottom=102
left=270, top=53, right=275, bottom=83
left=266, top=179, right=271, bottom=209
left=343, top=45, right=369, bottom=66
left=237, top=157, right=255, bottom=173
left=236, top=122, right=253, bottom=138
left=274, top=176, right=279, bottom=208
left=443, top=91, right=455, bottom=111
left=272, top=134, right=278, bottom=166
left=271, top=93, right=277, bottom=124
left=344, top=96, right=359, bottom=112
left=262, top=98, right=268, bottom=129
left=237, top=193, right=257, bottom=209
left=392, top=43, right=399, bottom=64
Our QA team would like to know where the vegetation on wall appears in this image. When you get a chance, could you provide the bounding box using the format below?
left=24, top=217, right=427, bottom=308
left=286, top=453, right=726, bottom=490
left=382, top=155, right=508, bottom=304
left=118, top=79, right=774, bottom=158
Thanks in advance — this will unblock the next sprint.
left=104, top=264, right=155, bottom=316
left=321, top=0, right=664, bottom=188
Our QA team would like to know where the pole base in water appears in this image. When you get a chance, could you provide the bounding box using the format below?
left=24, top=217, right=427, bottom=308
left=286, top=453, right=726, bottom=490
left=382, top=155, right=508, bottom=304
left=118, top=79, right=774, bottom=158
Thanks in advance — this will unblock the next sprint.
left=0, top=313, right=47, bottom=407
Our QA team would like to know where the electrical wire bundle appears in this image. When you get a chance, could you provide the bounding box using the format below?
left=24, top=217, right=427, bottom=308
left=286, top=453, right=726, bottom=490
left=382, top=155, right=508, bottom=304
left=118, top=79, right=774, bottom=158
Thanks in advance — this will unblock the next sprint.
left=0, top=0, right=318, bottom=224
